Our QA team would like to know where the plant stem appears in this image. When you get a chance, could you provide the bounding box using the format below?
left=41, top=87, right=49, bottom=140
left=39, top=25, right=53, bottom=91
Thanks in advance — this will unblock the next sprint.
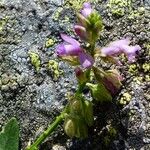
left=26, top=39, right=96, bottom=150
left=76, top=69, right=91, bottom=95
left=25, top=112, right=65, bottom=150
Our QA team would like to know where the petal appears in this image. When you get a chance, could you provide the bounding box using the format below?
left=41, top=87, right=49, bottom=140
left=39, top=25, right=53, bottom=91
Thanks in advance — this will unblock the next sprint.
left=101, top=39, right=141, bottom=64
left=121, top=45, right=141, bottom=62
left=56, top=44, right=66, bottom=56
left=79, top=52, right=94, bottom=69
left=81, top=2, right=92, bottom=18
left=64, top=44, right=81, bottom=56
left=101, top=46, right=120, bottom=56
left=127, top=54, right=136, bottom=63
left=83, top=2, right=91, bottom=8
left=110, top=39, right=130, bottom=47
left=122, top=45, right=141, bottom=55
left=81, top=8, right=92, bottom=18
left=60, top=34, right=80, bottom=46
left=74, top=25, right=87, bottom=40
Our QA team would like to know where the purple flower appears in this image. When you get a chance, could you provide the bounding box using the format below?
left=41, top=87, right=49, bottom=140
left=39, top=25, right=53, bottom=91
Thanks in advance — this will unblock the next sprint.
left=81, top=2, right=92, bottom=18
left=121, top=45, right=141, bottom=62
left=56, top=34, right=94, bottom=69
left=79, top=52, right=94, bottom=69
left=56, top=34, right=81, bottom=56
left=101, top=39, right=141, bottom=63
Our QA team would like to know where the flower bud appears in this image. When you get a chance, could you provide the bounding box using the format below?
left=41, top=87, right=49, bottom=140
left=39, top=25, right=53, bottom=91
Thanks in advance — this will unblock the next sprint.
left=93, top=67, right=122, bottom=96
left=76, top=13, right=90, bottom=28
left=103, top=70, right=122, bottom=95
left=76, top=118, right=88, bottom=139
left=86, top=12, right=103, bottom=43
left=86, top=83, right=112, bottom=102
left=83, top=100, right=94, bottom=126
left=75, top=67, right=87, bottom=83
left=71, top=99, right=82, bottom=114
left=64, top=118, right=76, bottom=138
left=74, top=25, right=88, bottom=41
left=81, top=2, right=92, bottom=18
left=87, top=12, right=103, bottom=31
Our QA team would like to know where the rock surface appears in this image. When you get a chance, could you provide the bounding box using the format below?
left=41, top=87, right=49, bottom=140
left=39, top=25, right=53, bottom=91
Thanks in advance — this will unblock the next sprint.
left=0, top=0, right=150, bottom=149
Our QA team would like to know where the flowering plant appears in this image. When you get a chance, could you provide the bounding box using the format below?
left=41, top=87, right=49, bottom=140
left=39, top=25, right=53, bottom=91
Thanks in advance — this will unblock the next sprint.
left=26, top=2, right=141, bottom=150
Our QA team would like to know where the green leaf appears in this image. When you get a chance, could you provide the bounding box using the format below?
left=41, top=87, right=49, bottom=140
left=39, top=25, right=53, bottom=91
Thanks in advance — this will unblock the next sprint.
left=86, top=83, right=112, bottom=102
left=0, top=118, right=19, bottom=150
left=83, top=100, right=94, bottom=127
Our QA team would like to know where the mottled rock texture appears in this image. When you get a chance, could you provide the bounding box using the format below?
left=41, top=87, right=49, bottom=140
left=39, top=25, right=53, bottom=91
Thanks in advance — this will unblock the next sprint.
left=0, top=0, right=149, bottom=149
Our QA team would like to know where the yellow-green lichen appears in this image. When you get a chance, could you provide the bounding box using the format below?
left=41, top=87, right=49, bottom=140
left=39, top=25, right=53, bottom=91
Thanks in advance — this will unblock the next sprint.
left=128, top=7, right=145, bottom=20
left=45, top=38, right=55, bottom=48
left=65, top=0, right=100, bottom=10
left=119, top=92, right=132, bottom=105
left=47, top=60, right=63, bottom=80
left=0, top=74, right=19, bottom=91
left=65, top=0, right=86, bottom=10
left=133, top=77, right=143, bottom=85
left=0, top=17, right=8, bottom=32
left=28, top=52, right=41, bottom=72
left=52, top=7, right=63, bottom=21
left=142, top=63, right=150, bottom=73
left=144, top=42, right=150, bottom=56
left=62, top=16, right=70, bottom=23
left=129, top=109, right=135, bottom=116
left=145, top=75, right=150, bottom=82
left=128, top=64, right=139, bottom=74
left=108, top=0, right=132, bottom=16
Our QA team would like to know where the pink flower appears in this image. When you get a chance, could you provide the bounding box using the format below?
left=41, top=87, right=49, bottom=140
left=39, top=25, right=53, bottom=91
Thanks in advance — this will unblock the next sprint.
left=101, top=39, right=141, bottom=63
left=56, top=34, right=94, bottom=69
left=79, top=52, right=94, bottom=69
left=81, top=2, right=92, bottom=18
left=56, top=34, right=82, bottom=56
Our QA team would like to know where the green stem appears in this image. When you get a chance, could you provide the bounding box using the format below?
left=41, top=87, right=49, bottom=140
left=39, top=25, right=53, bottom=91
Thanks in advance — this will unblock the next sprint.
left=76, top=69, right=91, bottom=95
left=25, top=111, right=65, bottom=150
left=26, top=39, right=96, bottom=150
left=76, top=42, right=95, bottom=95
left=90, top=40, right=95, bottom=57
